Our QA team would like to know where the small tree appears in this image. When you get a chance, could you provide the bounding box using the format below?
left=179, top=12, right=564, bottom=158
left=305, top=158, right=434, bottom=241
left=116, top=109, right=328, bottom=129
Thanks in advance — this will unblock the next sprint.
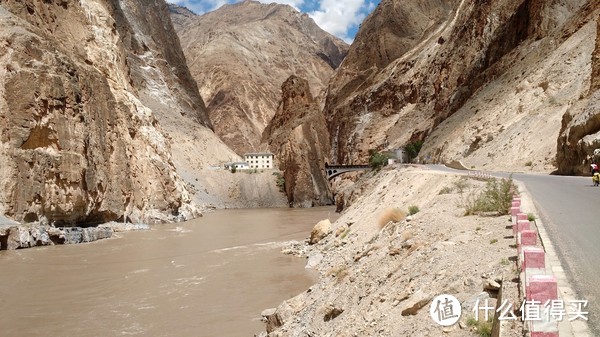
left=230, top=166, right=237, bottom=173
left=369, top=149, right=389, bottom=171
left=405, top=140, right=423, bottom=162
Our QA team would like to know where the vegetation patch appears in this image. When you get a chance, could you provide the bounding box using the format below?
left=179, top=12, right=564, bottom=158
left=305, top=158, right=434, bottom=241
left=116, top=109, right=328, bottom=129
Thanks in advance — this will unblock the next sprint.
left=273, top=172, right=285, bottom=192
left=404, top=140, right=423, bottom=162
left=439, top=186, right=453, bottom=195
left=369, top=149, right=390, bottom=171
left=453, top=177, right=470, bottom=194
left=466, top=316, right=493, bottom=337
left=377, top=207, right=406, bottom=228
left=463, top=177, right=518, bottom=216
left=408, top=205, right=420, bottom=215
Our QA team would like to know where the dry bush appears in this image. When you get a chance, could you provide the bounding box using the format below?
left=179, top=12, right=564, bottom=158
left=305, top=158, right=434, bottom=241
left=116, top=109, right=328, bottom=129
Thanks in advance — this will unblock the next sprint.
left=463, top=176, right=518, bottom=216
left=400, top=229, right=414, bottom=242
left=378, top=207, right=406, bottom=228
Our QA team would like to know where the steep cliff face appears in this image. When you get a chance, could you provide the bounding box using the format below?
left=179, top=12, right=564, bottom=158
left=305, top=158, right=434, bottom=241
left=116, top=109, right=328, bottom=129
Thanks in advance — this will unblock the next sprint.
left=555, top=12, right=600, bottom=174
left=324, top=0, right=597, bottom=173
left=263, top=76, right=332, bottom=207
left=170, top=1, right=348, bottom=155
left=0, top=0, right=233, bottom=225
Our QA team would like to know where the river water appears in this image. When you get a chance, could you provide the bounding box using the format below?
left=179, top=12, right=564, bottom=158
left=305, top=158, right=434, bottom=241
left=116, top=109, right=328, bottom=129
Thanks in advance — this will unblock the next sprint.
left=0, top=207, right=337, bottom=337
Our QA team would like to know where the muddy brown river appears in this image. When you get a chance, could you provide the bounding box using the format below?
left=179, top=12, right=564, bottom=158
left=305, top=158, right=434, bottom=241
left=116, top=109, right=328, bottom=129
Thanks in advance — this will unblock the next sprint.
left=0, top=207, right=337, bottom=336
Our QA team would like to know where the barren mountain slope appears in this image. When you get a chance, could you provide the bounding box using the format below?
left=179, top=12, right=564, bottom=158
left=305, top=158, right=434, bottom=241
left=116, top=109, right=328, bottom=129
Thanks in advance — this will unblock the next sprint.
left=0, top=0, right=236, bottom=225
left=170, top=1, right=348, bottom=155
left=323, top=0, right=599, bottom=174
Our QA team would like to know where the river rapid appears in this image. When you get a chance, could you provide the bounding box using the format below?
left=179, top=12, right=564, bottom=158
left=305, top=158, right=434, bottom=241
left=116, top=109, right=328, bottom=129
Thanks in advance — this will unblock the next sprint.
left=0, top=207, right=337, bottom=336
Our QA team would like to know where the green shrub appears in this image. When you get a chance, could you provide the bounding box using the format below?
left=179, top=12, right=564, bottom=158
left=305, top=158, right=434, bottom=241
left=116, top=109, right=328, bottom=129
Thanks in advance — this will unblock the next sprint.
left=273, top=172, right=285, bottom=192
left=490, top=238, right=498, bottom=244
left=525, top=161, right=533, bottom=167
left=408, top=205, right=420, bottom=215
left=453, top=178, right=470, bottom=194
left=405, top=140, right=423, bottom=162
left=230, top=166, right=237, bottom=173
left=464, top=176, right=518, bottom=216
left=368, top=149, right=390, bottom=171
left=527, top=213, right=536, bottom=222
left=466, top=316, right=493, bottom=337
left=439, top=186, right=453, bottom=195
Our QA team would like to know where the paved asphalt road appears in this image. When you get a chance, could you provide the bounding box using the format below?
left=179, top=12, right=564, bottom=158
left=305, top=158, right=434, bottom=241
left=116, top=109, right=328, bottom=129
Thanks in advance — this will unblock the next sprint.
left=429, top=165, right=600, bottom=333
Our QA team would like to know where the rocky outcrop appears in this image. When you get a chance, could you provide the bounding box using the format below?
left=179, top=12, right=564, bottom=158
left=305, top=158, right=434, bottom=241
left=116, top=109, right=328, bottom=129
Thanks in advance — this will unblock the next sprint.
left=170, top=1, right=348, bottom=155
left=0, top=221, right=151, bottom=250
left=0, top=225, right=111, bottom=249
left=263, top=76, right=333, bottom=207
left=0, top=0, right=232, bottom=226
left=555, top=10, right=600, bottom=174
left=323, top=0, right=597, bottom=173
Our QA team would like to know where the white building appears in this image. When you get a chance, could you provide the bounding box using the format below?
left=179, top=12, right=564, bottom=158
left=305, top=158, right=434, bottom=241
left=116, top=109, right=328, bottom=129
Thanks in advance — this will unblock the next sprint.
left=224, top=162, right=250, bottom=170
left=244, top=153, right=274, bottom=169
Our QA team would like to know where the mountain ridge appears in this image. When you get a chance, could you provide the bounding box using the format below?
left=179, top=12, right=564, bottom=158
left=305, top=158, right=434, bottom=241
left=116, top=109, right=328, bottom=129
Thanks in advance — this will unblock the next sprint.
left=170, top=0, right=348, bottom=155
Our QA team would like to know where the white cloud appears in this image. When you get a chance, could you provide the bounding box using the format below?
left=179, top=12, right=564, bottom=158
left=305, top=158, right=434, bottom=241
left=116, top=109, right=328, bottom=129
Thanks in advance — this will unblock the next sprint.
left=168, top=0, right=379, bottom=42
left=307, top=0, right=369, bottom=42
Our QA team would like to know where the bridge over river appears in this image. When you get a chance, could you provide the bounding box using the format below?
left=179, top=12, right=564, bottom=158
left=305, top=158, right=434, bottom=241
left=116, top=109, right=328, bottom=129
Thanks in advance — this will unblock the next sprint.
left=324, top=164, right=370, bottom=180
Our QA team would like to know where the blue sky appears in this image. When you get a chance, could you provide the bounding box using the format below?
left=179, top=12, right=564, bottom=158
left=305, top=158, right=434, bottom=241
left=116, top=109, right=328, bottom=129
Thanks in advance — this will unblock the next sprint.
left=168, top=0, right=380, bottom=43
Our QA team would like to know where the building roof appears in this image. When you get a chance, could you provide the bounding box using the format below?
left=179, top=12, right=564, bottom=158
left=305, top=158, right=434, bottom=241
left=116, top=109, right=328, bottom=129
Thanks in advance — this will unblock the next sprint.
left=244, top=152, right=274, bottom=156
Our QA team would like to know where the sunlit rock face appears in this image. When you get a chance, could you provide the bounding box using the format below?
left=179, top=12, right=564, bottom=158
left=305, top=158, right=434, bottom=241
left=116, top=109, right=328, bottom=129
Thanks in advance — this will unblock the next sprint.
left=0, top=0, right=229, bottom=225
left=263, top=76, right=333, bottom=208
left=170, top=0, right=348, bottom=155
left=323, top=0, right=599, bottom=174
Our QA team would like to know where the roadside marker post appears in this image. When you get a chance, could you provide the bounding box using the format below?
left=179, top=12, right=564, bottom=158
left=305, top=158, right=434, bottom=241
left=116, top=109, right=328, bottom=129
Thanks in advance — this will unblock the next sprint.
left=527, top=275, right=559, bottom=337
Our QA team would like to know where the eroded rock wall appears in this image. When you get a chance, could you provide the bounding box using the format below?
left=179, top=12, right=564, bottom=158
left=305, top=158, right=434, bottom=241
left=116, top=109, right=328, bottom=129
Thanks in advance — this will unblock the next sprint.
left=324, top=0, right=597, bottom=173
left=263, top=76, right=333, bottom=207
left=0, top=0, right=217, bottom=225
left=555, top=11, right=600, bottom=174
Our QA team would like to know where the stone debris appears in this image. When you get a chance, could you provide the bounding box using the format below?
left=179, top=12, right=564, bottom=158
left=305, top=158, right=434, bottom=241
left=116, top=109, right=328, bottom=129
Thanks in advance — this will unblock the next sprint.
left=0, top=222, right=150, bottom=250
left=309, top=219, right=332, bottom=245
left=400, top=290, right=432, bottom=316
left=261, top=308, right=283, bottom=333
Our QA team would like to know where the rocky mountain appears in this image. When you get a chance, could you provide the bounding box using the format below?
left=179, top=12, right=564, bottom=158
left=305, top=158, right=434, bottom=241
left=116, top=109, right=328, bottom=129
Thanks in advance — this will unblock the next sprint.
left=263, top=75, right=332, bottom=207
left=0, top=0, right=237, bottom=226
left=323, top=0, right=600, bottom=174
left=169, top=1, right=348, bottom=155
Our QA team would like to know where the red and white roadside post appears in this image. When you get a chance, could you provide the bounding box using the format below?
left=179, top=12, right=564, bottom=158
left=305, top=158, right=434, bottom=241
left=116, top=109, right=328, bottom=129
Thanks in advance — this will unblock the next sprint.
left=517, top=229, right=538, bottom=253
left=522, top=247, right=546, bottom=287
left=527, top=275, right=559, bottom=337
left=511, top=206, right=521, bottom=225
left=513, top=213, right=528, bottom=234
left=511, top=196, right=521, bottom=224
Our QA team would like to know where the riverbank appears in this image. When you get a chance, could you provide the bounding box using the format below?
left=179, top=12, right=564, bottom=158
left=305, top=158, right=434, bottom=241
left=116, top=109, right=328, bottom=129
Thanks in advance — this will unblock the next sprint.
left=0, top=167, right=288, bottom=251
left=0, top=222, right=149, bottom=250
left=262, top=165, right=524, bottom=336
